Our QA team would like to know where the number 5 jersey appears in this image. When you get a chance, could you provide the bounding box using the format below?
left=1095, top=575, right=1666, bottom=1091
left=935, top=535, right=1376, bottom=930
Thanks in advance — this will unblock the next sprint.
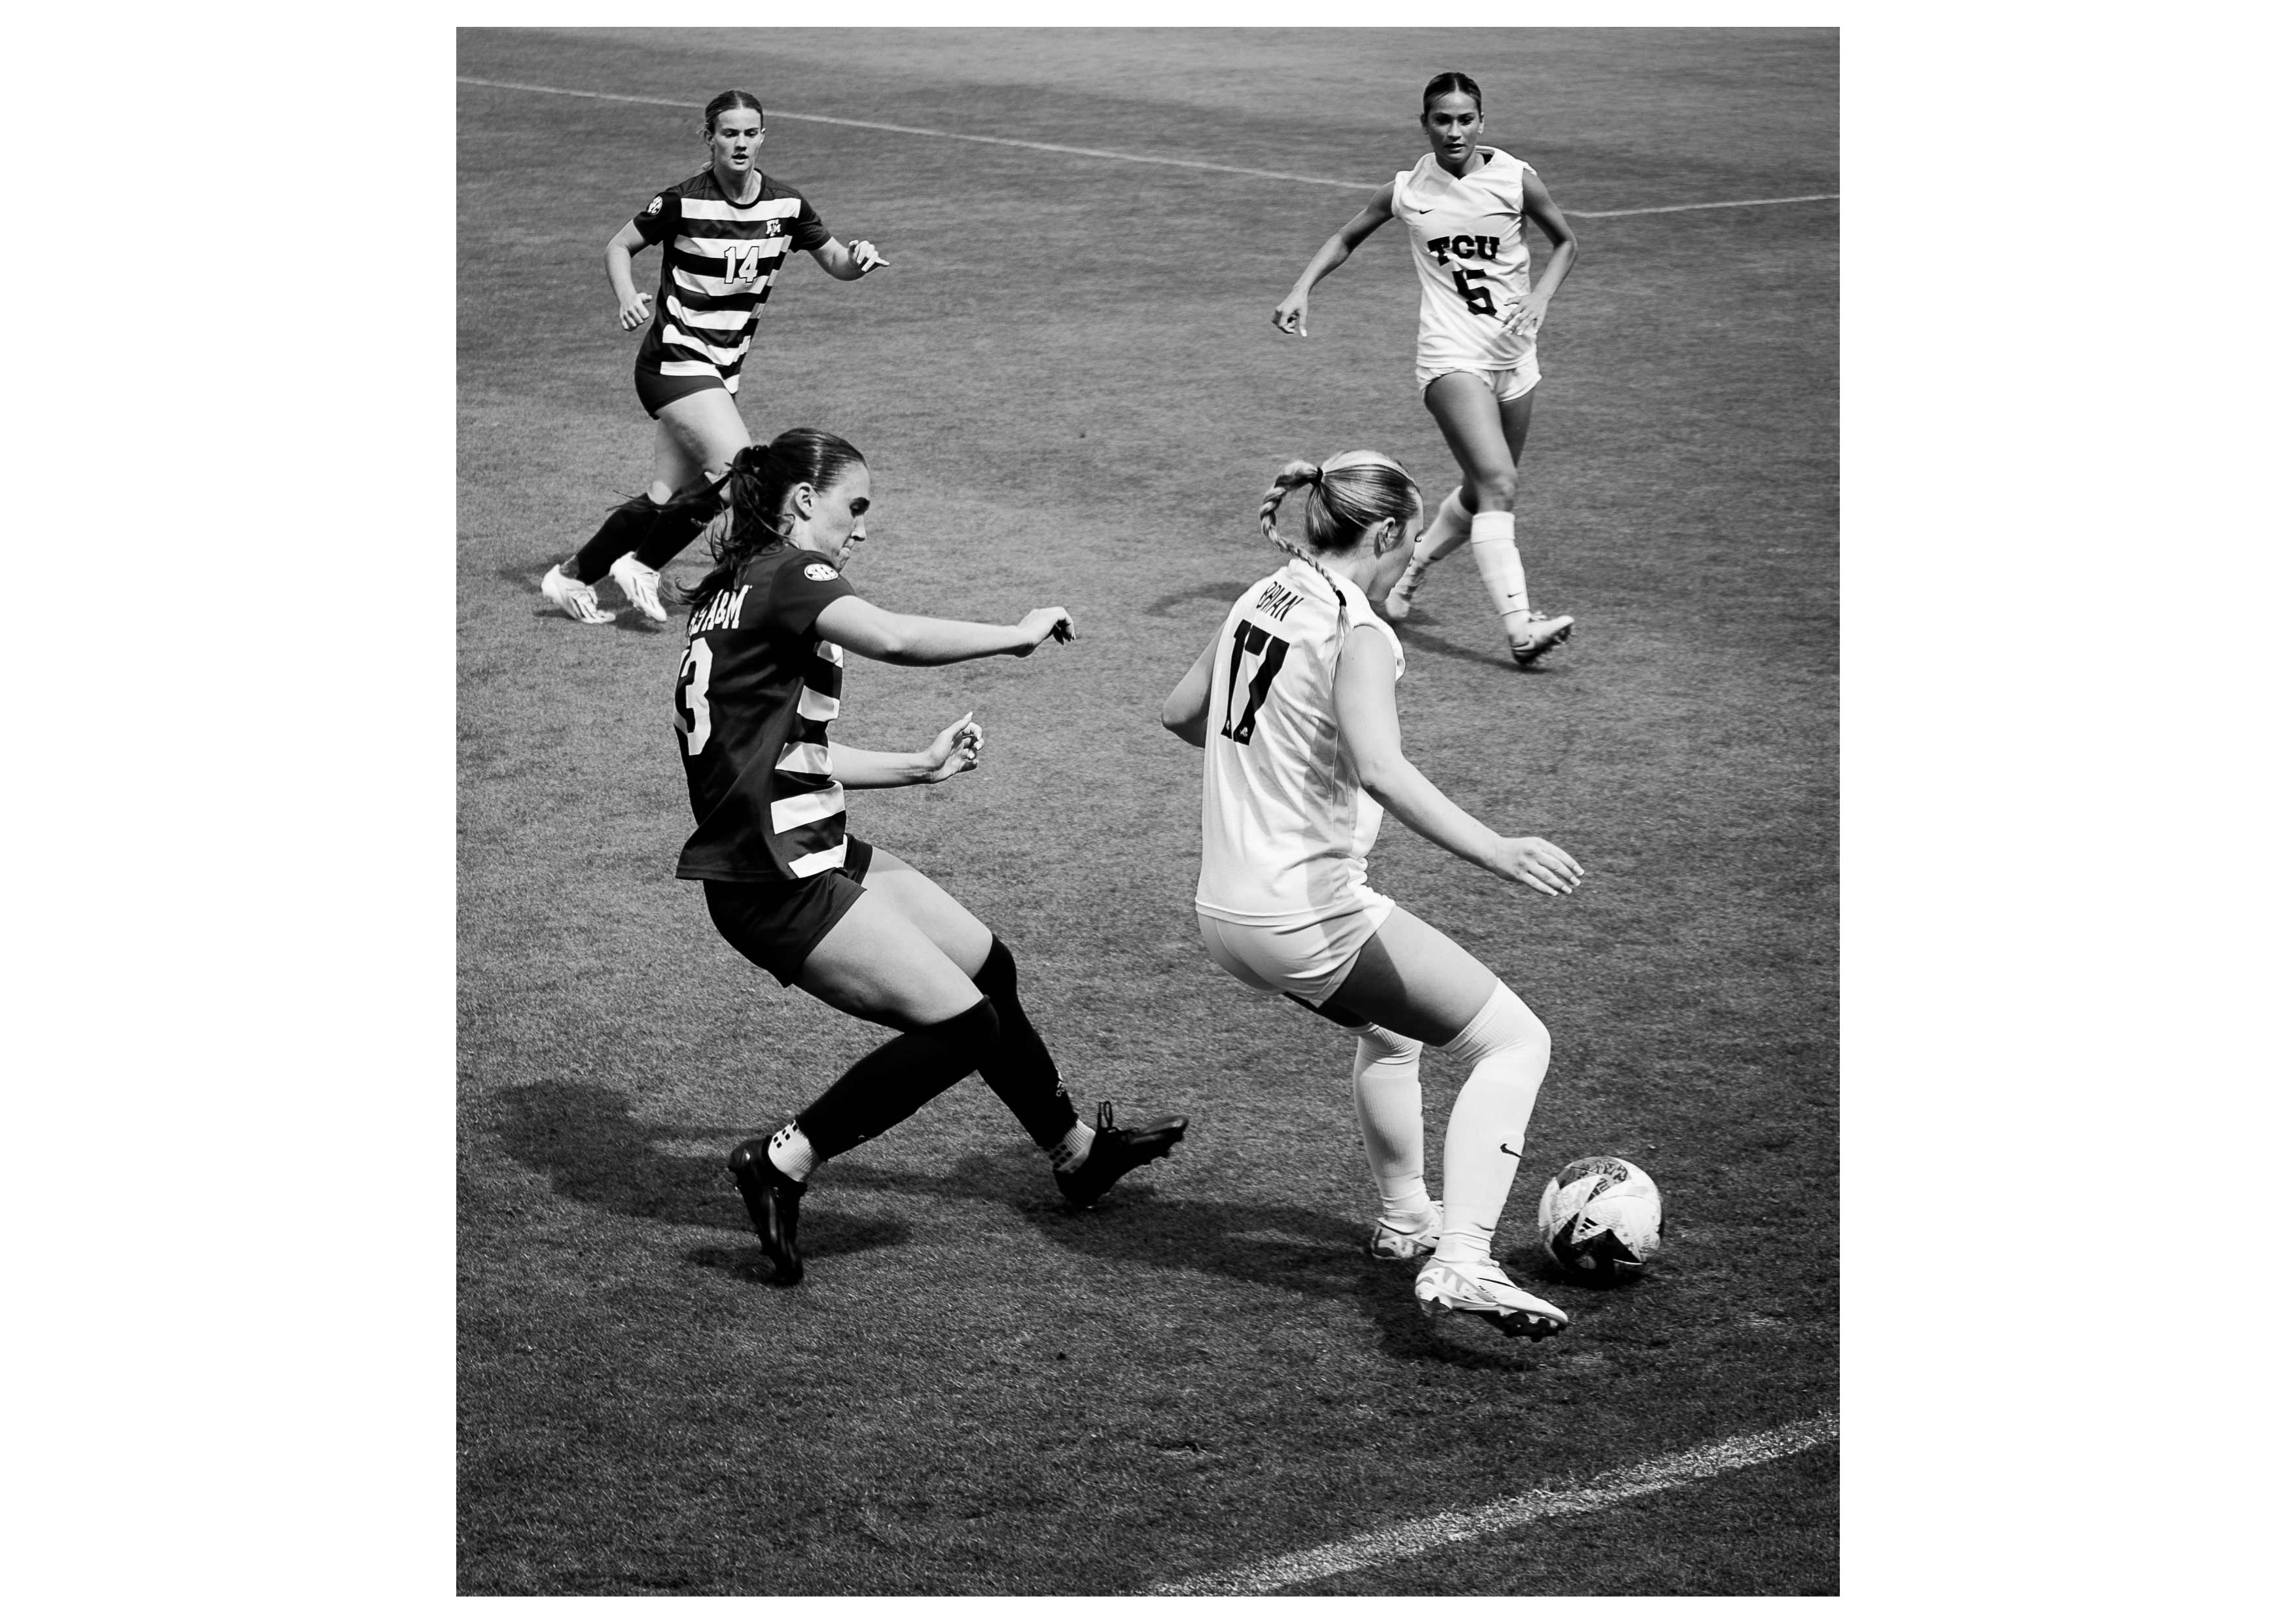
left=1393, top=147, right=1540, bottom=383
left=1196, top=559, right=1407, bottom=926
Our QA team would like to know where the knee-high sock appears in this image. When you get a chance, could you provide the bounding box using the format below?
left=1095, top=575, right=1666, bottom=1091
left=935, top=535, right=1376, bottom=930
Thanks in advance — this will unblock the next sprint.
left=568, top=495, right=660, bottom=584
left=1350, top=1023, right=1431, bottom=1218
left=1467, top=509, right=1534, bottom=642
left=632, top=484, right=723, bottom=570
left=790, top=998, right=1001, bottom=1163
left=1433, top=983, right=1552, bottom=1265
left=1410, top=488, right=1475, bottom=569
left=968, top=937, right=1081, bottom=1150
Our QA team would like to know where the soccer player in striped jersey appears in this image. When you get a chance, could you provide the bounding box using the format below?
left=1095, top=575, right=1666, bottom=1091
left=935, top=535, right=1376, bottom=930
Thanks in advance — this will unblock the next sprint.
left=541, top=90, right=889, bottom=627
left=1272, top=71, right=1581, bottom=668
left=681, top=429, right=1186, bottom=1286
left=1162, top=453, right=1584, bottom=1340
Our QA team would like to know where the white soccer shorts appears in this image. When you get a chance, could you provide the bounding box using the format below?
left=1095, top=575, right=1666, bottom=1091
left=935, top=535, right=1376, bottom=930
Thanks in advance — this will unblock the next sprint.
left=1197, top=893, right=1397, bottom=1009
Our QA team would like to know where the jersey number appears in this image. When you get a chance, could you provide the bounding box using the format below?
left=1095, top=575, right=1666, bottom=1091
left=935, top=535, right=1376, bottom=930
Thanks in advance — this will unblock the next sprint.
left=1220, top=622, right=1291, bottom=745
left=723, top=246, right=762, bottom=282
left=673, top=640, right=714, bottom=755
left=1451, top=266, right=1498, bottom=318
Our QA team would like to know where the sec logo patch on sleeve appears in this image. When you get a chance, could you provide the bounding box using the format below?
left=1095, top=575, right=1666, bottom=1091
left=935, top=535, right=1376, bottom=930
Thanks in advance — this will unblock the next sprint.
left=804, top=562, right=839, bottom=582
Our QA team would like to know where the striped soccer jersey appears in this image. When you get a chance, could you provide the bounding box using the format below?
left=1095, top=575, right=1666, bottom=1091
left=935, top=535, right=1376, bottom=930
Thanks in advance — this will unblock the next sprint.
left=632, top=170, right=832, bottom=393
left=1195, top=559, right=1405, bottom=926
left=673, top=546, right=859, bottom=883
left=1392, top=147, right=1539, bottom=379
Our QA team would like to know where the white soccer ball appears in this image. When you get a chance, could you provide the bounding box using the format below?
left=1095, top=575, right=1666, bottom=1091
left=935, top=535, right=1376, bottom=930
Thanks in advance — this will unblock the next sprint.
left=1537, top=1155, right=1662, bottom=1284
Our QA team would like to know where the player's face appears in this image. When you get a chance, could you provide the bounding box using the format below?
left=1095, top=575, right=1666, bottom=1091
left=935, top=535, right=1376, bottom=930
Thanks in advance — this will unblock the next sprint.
left=806, top=465, right=872, bottom=566
left=709, top=111, right=764, bottom=179
left=1422, top=94, right=1483, bottom=166
left=1370, top=495, right=1426, bottom=600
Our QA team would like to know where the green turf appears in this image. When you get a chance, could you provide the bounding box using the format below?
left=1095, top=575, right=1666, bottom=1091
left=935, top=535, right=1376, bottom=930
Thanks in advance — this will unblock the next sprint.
left=458, top=26, right=1836, bottom=1596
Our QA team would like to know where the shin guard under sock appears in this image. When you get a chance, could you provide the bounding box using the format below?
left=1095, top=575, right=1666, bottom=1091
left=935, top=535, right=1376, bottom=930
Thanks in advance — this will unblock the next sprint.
left=792, top=998, right=1001, bottom=1162
left=969, top=937, right=1081, bottom=1149
left=569, top=495, right=660, bottom=585
left=1433, top=983, right=1552, bottom=1264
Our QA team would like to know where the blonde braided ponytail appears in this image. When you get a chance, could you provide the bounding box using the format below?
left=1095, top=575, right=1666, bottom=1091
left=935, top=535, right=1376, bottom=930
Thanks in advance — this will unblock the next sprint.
left=1255, top=451, right=1421, bottom=608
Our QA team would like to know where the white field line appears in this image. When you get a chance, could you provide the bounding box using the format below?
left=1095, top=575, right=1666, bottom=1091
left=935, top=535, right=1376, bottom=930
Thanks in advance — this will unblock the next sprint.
left=456, top=77, right=1837, bottom=219
left=1148, top=1410, right=1839, bottom=1596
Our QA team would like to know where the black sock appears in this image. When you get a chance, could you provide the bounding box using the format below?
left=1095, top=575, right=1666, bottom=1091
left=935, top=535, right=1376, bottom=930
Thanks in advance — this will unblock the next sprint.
left=793, top=998, right=1001, bottom=1161
left=632, top=485, right=722, bottom=571
left=568, top=495, right=660, bottom=584
left=970, top=938, right=1081, bottom=1150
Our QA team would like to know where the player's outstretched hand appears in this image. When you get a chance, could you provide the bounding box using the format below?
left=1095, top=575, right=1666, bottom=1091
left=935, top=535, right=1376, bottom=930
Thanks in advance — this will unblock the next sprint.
left=1016, top=607, right=1076, bottom=654
left=1493, top=835, right=1584, bottom=896
left=850, top=239, right=890, bottom=274
left=618, top=291, right=654, bottom=331
left=1272, top=293, right=1308, bottom=337
left=921, top=712, right=983, bottom=782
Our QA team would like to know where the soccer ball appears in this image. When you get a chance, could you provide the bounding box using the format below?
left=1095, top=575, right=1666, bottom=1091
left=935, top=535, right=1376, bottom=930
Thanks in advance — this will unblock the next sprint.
left=1537, top=1156, right=1663, bottom=1283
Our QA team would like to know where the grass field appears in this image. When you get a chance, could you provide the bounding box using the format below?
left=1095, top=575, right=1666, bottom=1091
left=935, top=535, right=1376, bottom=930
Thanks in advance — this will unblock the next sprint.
left=457, top=26, right=1837, bottom=1597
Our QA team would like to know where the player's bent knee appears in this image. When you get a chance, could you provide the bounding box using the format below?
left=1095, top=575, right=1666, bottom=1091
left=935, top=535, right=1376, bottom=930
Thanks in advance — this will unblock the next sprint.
left=1439, top=983, right=1548, bottom=1069
left=1351, top=1022, right=1424, bottom=1065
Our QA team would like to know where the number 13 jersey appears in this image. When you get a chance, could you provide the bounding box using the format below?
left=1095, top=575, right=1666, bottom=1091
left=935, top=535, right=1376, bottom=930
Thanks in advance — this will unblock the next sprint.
left=1196, top=558, right=1405, bottom=926
left=1393, top=147, right=1539, bottom=382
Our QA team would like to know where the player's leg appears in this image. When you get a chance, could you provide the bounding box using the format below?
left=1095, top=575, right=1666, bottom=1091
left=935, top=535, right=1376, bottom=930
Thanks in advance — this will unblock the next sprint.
left=632, top=388, right=750, bottom=570
left=1493, top=383, right=1573, bottom=664
left=860, top=847, right=1186, bottom=1206
left=725, top=886, right=996, bottom=1283
left=1319, top=907, right=1565, bottom=1337
left=1382, top=483, right=1471, bottom=621
left=1423, top=373, right=1552, bottom=661
left=1350, top=1021, right=1443, bottom=1258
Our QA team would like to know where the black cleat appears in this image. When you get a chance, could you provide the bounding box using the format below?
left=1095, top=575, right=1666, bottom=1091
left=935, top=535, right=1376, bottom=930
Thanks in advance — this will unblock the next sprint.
left=727, top=1138, right=806, bottom=1285
left=1055, top=1101, right=1187, bottom=1210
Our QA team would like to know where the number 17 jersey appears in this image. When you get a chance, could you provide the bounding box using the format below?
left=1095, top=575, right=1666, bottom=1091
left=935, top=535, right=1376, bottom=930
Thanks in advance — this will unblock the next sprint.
left=1196, top=558, right=1406, bottom=926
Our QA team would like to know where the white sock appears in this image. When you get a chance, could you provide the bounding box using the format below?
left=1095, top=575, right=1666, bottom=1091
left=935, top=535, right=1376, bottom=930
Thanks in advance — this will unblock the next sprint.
left=1410, top=489, right=1474, bottom=570
left=1350, top=1023, right=1431, bottom=1221
left=1467, top=510, right=1533, bottom=644
left=1431, top=984, right=1551, bottom=1266
left=1050, top=1119, right=1096, bottom=1173
left=767, top=1122, right=818, bottom=1183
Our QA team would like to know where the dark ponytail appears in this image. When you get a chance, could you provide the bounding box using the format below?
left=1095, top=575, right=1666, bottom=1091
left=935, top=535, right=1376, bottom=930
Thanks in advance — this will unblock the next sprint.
left=679, top=428, right=867, bottom=608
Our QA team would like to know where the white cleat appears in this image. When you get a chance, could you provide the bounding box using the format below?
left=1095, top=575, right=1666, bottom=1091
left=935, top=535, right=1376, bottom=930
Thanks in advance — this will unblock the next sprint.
left=541, top=564, right=615, bottom=625
left=1509, top=611, right=1575, bottom=668
left=1414, top=1256, right=1569, bottom=1340
left=1384, top=560, right=1429, bottom=622
left=609, top=553, right=668, bottom=623
left=1369, top=1202, right=1444, bottom=1260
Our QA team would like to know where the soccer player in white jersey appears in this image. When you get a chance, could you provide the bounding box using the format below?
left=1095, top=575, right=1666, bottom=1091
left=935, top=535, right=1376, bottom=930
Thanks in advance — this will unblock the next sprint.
left=1162, top=452, right=1586, bottom=1339
left=1272, top=71, right=1581, bottom=667
left=541, top=90, right=889, bottom=627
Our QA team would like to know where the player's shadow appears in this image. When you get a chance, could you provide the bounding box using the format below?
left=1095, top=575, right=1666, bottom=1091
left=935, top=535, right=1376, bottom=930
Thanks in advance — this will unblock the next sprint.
left=490, top=1081, right=918, bottom=1282
left=1141, top=581, right=1254, bottom=620
left=1013, top=1179, right=1580, bottom=1370
left=490, top=1082, right=1583, bottom=1356
left=1390, top=611, right=1566, bottom=674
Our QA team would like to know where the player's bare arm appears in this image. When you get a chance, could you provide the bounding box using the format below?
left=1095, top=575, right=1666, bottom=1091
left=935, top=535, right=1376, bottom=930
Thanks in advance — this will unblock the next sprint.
left=1501, top=172, right=1579, bottom=340
left=828, top=714, right=982, bottom=788
left=814, top=596, right=1075, bottom=665
left=1274, top=185, right=1397, bottom=337
left=1160, top=632, right=1221, bottom=748
left=810, top=237, right=891, bottom=280
left=604, top=220, right=654, bottom=330
left=1333, top=625, right=1581, bottom=895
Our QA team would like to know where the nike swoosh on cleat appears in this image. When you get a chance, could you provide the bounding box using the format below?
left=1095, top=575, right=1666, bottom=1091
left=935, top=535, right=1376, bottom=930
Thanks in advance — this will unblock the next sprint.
left=1500, top=1143, right=1521, bottom=1158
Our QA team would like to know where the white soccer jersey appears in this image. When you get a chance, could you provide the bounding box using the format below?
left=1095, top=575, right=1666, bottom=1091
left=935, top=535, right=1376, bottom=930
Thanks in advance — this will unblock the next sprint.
left=1393, top=147, right=1539, bottom=378
left=1196, top=558, right=1405, bottom=924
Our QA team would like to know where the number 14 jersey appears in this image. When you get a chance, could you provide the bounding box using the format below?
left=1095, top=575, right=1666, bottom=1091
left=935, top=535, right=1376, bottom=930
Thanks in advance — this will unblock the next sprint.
left=1196, top=559, right=1405, bottom=926
left=1394, top=146, right=1539, bottom=381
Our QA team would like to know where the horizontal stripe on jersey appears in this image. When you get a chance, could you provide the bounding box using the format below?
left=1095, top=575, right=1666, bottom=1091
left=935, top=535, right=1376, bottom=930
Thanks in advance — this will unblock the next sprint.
left=633, top=170, right=829, bottom=390
left=674, top=545, right=861, bottom=883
